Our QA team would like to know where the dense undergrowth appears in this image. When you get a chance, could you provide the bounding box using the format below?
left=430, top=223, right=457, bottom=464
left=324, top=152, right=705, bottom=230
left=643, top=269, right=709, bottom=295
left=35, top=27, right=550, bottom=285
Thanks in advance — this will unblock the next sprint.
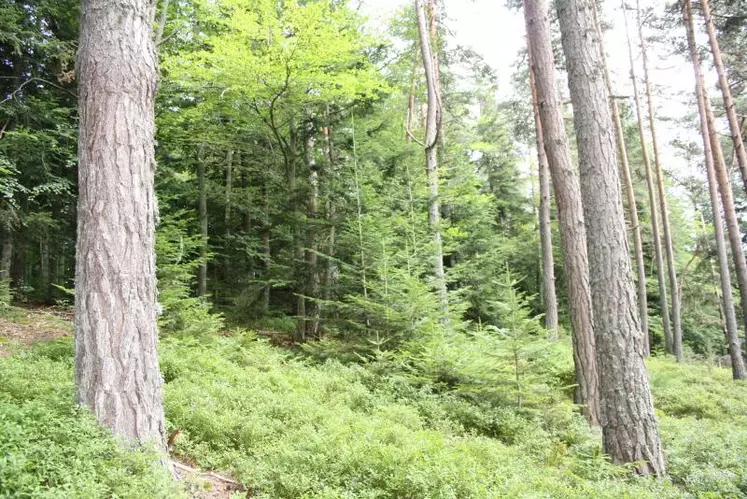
left=1, top=319, right=747, bottom=498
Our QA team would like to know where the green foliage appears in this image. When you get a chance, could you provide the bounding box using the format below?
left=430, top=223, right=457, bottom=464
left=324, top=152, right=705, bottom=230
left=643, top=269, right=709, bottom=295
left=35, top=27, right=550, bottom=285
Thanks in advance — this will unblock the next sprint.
left=156, top=210, right=224, bottom=337
left=0, top=349, right=183, bottom=498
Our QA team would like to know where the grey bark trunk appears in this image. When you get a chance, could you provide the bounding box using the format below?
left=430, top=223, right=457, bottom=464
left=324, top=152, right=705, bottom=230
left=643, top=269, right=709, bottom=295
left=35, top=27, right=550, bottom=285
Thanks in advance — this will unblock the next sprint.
left=197, top=142, right=208, bottom=297
left=593, top=4, right=649, bottom=353
left=528, top=48, right=559, bottom=334
left=40, top=233, right=50, bottom=304
left=0, top=233, right=12, bottom=285
left=683, top=0, right=746, bottom=380
left=523, top=0, right=600, bottom=427
left=75, top=0, right=166, bottom=447
left=557, top=0, right=665, bottom=475
left=700, top=0, right=747, bottom=194
left=415, top=0, right=448, bottom=321
left=623, top=4, right=672, bottom=354
left=637, top=1, right=682, bottom=360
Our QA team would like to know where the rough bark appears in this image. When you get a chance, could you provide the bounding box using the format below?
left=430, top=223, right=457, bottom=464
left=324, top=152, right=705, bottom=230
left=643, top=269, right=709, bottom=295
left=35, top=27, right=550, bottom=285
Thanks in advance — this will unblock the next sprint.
left=322, top=122, right=338, bottom=304
left=593, top=3, right=649, bottom=353
left=523, top=0, right=599, bottom=426
left=40, top=233, right=50, bottom=304
left=683, top=0, right=746, bottom=380
left=557, top=0, right=666, bottom=476
left=197, top=141, right=208, bottom=297
left=622, top=4, right=672, bottom=354
left=528, top=47, right=559, bottom=334
left=636, top=0, right=682, bottom=361
left=699, top=0, right=747, bottom=194
left=75, top=0, right=166, bottom=447
left=415, top=0, right=448, bottom=321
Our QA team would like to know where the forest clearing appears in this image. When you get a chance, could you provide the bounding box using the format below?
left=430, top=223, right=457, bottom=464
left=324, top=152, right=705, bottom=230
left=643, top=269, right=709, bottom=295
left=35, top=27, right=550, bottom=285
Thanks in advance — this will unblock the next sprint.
left=2, top=0, right=747, bottom=497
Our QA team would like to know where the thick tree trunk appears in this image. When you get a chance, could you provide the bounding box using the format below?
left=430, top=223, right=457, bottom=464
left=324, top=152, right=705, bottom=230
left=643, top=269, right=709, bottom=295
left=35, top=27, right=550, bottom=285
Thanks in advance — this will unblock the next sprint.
left=700, top=0, right=747, bottom=194
left=557, top=0, right=665, bottom=476
left=415, top=0, right=448, bottom=321
left=75, top=0, right=166, bottom=447
left=623, top=4, right=672, bottom=354
left=528, top=48, right=558, bottom=334
left=593, top=4, right=649, bottom=353
left=197, top=142, right=208, bottom=297
left=1, top=233, right=12, bottom=281
left=637, top=1, right=682, bottom=361
left=683, top=0, right=746, bottom=380
left=523, top=0, right=599, bottom=426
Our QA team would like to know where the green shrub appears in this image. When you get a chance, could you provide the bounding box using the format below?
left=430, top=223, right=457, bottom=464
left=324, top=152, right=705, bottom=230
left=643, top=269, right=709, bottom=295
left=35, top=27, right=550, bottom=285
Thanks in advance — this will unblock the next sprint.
left=0, top=354, right=182, bottom=498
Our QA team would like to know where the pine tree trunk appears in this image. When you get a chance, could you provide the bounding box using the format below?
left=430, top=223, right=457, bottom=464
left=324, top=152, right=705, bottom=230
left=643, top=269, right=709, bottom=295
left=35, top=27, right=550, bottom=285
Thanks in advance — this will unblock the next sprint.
left=523, top=0, right=599, bottom=426
left=415, top=0, right=448, bottom=322
left=593, top=3, right=649, bottom=353
left=528, top=47, right=558, bottom=334
left=197, top=142, right=208, bottom=297
left=322, top=122, right=338, bottom=304
left=683, top=0, right=746, bottom=380
left=701, top=46, right=747, bottom=355
left=700, top=0, right=747, bottom=194
left=623, top=5, right=672, bottom=354
left=557, top=0, right=665, bottom=475
left=75, top=0, right=166, bottom=447
left=637, top=1, right=682, bottom=361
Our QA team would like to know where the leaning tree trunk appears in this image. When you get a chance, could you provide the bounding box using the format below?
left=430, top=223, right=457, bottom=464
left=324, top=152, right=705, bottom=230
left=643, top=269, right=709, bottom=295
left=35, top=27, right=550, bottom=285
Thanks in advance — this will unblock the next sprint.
left=415, top=0, right=448, bottom=322
left=700, top=49, right=747, bottom=352
left=523, top=0, right=599, bottom=427
left=593, top=3, right=649, bottom=353
left=75, top=0, right=166, bottom=447
left=622, top=3, right=672, bottom=354
left=683, top=0, right=746, bottom=380
left=528, top=46, right=559, bottom=334
left=556, top=0, right=666, bottom=476
left=637, top=0, right=682, bottom=361
left=700, top=0, right=747, bottom=194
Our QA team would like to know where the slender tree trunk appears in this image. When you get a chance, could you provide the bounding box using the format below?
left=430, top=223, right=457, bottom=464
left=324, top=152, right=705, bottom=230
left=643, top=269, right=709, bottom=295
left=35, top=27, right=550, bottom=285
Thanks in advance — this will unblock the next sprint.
left=523, top=0, right=599, bottom=427
left=415, top=0, right=448, bottom=322
left=527, top=47, right=558, bottom=334
left=683, top=0, right=746, bottom=380
left=637, top=1, right=682, bottom=361
left=304, top=131, right=320, bottom=339
left=322, top=122, right=338, bottom=304
left=197, top=141, right=208, bottom=297
left=700, top=0, right=747, bottom=194
left=75, top=0, right=166, bottom=447
left=557, top=0, right=665, bottom=476
left=406, top=51, right=418, bottom=143
left=593, top=3, right=649, bottom=353
left=155, top=0, right=170, bottom=47
left=699, top=40, right=747, bottom=355
left=623, top=5, right=672, bottom=354
left=350, top=111, right=369, bottom=328
left=288, top=127, right=306, bottom=340
left=40, top=233, right=50, bottom=304
left=225, top=150, right=234, bottom=236
left=1, top=234, right=12, bottom=281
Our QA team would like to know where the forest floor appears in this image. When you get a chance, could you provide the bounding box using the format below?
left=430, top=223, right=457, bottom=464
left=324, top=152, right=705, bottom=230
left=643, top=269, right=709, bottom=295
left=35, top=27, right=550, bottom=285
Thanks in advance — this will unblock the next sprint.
left=2, top=306, right=747, bottom=498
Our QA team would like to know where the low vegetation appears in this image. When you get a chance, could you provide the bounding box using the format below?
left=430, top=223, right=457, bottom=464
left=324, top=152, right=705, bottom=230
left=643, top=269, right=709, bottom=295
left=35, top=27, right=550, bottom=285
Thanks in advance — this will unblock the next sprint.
left=1, top=309, right=746, bottom=498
